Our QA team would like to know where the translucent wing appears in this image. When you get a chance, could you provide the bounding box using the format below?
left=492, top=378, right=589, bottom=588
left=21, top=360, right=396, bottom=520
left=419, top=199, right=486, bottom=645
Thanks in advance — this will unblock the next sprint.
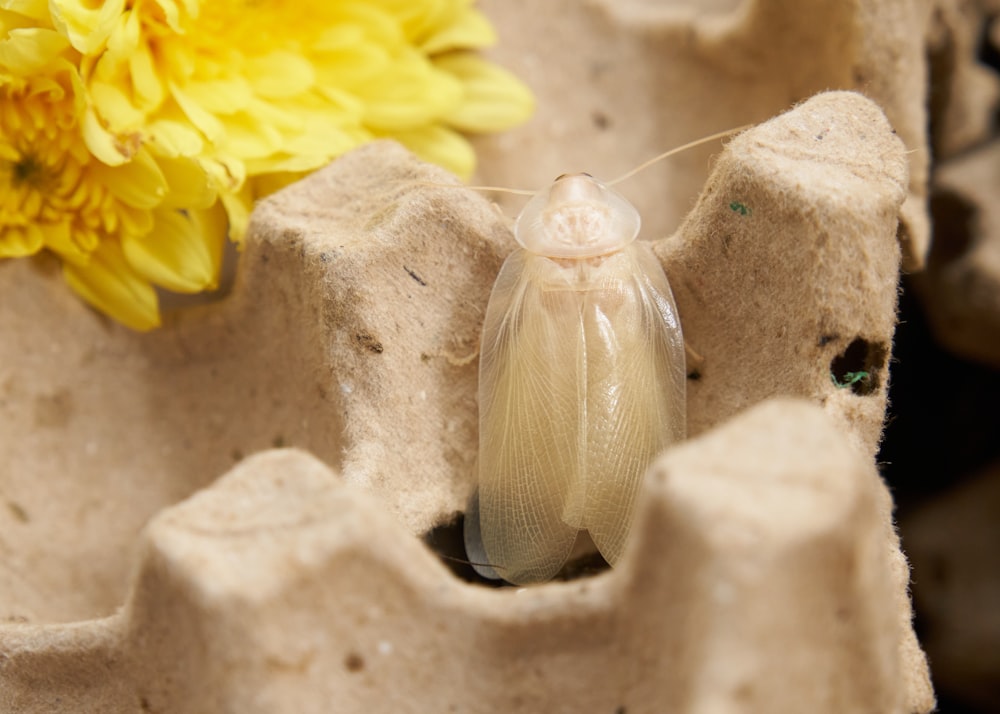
left=581, top=242, right=686, bottom=565
left=471, top=242, right=685, bottom=583
left=475, top=249, right=585, bottom=585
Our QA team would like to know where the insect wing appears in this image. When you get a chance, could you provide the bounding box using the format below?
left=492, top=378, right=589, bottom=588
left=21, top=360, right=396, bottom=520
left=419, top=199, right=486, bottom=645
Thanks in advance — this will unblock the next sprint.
left=476, top=249, right=583, bottom=584
left=582, top=242, right=686, bottom=565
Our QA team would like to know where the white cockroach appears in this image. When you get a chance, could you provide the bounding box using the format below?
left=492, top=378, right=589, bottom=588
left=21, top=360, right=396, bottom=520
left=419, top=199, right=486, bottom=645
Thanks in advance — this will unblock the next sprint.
left=459, top=130, right=740, bottom=586
left=462, top=172, right=686, bottom=585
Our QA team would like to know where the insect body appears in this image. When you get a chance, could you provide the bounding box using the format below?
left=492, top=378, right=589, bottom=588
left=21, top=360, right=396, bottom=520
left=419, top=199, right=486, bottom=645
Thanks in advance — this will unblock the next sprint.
left=465, top=174, right=686, bottom=585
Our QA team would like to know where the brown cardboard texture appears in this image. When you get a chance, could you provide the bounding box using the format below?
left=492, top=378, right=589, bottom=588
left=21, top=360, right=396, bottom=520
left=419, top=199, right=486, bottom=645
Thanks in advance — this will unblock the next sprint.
left=0, top=92, right=932, bottom=712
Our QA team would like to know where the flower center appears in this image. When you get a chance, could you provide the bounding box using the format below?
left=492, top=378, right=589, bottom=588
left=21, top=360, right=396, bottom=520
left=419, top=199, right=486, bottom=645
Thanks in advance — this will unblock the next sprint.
left=1, top=77, right=118, bottom=258
left=10, top=154, right=47, bottom=189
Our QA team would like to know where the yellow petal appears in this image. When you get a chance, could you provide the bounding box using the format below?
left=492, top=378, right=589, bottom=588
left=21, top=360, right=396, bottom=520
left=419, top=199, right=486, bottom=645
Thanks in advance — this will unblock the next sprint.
left=201, top=154, right=246, bottom=194
left=63, top=239, right=161, bottom=331
left=43, top=220, right=94, bottom=265
left=90, top=79, right=145, bottom=132
left=314, top=42, right=391, bottom=87
left=220, top=187, right=251, bottom=245
left=129, top=42, right=165, bottom=111
left=314, top=84, right=366, bottom=119
left=150, top=0, right=184, bottom=33
left=373, top=0, right=444, bottom=43
left=216, top=111, right=285, bottom=160
left=0, top=223, right=44, bottom=258
left=182, top=78, right=254, bottom=115
left=169, top=81, right=225, bottom=141
left=158, top=156, right=216, bottom=209
left=49, top=0, right=126, bottom=55
left=90, top=148, right=168, bottom=209
left=251, top=171, right=307, bottom=198
left=105, top=5, right=140, bottom=56
left=38, top=220, right=82, bottom=257
left=2, top=0, right=51, bottom=23
left=360, top=56, right=463, bottom=129
left=0, top=28, right=71, bottom=73
left=435, top=52, right=534, bottom=133
left=382, top=124, right=475, bottom=180
left=82, top=107, right=130, bottom=165
left=244, top=153, right=327, bottom=176
left=121, top=205, right=225, bottom=293
left=147, top=117, right=204, bottom=157
left=244, top=124, right=368, bottom=174
left=284, top=120, right=369, bottom=155
left=118, top=202, right=155, bottom=237
left=316, top=5, right=404, bottom=51
left=420, top=8, right=496, bottom=54
left=246, top=51, right=315, bottom=99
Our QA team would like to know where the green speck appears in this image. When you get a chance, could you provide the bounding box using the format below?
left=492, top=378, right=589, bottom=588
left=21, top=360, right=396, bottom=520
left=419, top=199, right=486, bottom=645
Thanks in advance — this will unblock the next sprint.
left=729, top=201, right=751, bottom=216
left=831, top=370, right=869, bottom=389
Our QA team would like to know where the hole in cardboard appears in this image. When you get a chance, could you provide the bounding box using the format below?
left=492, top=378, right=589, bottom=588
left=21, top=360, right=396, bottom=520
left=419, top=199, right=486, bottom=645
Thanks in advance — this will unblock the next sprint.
left=928, top=189, right=976, bottom=266
left=830, top=338, right=887, bottom=396
left=423, top=515, right=506, bottom=588
left=422, top=516, right=610, bottom=587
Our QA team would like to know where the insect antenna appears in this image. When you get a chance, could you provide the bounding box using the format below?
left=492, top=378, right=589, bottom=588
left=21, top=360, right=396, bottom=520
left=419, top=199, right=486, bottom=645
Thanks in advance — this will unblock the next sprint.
left=459, top=184, right=536, bottom=197
left=436, top=552, right=506, bottom=571
left=422, top=516, right=509, bottom=586
left=402, top=179, right=536, bottom=196
left=401, top=125, right=747, bottom=201
left=607, top=125, right=750, bottom=187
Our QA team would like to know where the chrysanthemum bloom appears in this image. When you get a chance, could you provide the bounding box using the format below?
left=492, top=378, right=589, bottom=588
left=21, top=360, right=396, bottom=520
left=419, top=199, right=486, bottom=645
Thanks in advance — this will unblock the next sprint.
left=1, top=18, right=222, bottom=330
left=1, top=0, right=533, bottom=329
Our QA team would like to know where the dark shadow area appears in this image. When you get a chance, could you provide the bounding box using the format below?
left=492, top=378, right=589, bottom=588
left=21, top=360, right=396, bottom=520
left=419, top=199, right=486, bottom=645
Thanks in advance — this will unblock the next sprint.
left=927, top=189, right=976, bottom=267
left=422, top=515, right=610, bottom=588
left=879, top=279, right=1000, bottom=714
left=880, top=281, right=1000, bottom=510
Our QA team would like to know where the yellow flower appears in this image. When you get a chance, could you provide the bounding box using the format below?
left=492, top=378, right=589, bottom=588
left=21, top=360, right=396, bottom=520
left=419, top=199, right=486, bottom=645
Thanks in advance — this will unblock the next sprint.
left=2, top=0, right=533, bottom=329
left=1, top=17, right=222, bottom=330
left=54, top=0, right=533, bottom=239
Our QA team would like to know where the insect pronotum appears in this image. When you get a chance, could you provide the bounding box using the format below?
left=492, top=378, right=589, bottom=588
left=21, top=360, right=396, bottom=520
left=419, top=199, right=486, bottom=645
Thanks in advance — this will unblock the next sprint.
left=457, top=129, right=741, bottom=586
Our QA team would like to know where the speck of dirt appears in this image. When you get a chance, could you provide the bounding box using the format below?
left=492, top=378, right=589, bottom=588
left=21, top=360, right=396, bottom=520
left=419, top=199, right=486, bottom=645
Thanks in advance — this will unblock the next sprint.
left=355, top=332, right=384, bottom=354
left=7, top=501, right=28, bottom=523
left=33, top=388, right=74, bottom=429
left=592, top=111, right=611, bottom=130
left=344, top=652, right=365, bottom=673
left=405, top=266, right=428, bottom=286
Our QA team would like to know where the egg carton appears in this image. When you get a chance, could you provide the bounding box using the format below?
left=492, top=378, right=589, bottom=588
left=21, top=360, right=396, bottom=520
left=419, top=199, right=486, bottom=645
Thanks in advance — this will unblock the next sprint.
left=0, top=91, right=933, bottom=713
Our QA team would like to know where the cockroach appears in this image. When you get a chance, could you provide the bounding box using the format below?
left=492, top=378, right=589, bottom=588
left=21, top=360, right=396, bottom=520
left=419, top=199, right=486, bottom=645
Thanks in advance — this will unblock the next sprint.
left=456, top=129, right=742, bottom=585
